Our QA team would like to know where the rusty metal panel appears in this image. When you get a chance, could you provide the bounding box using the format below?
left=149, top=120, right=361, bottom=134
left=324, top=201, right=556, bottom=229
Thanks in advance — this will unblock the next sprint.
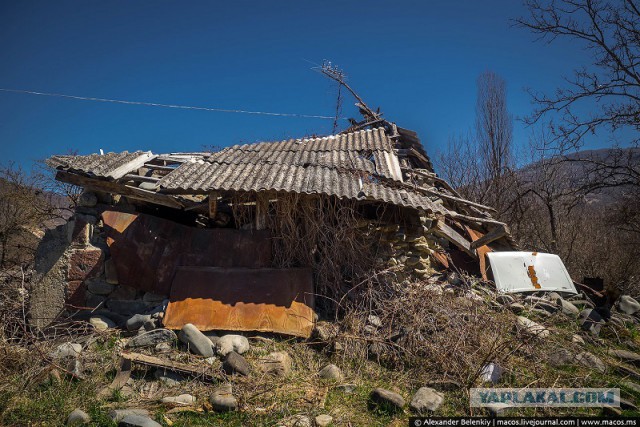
left=101, top=210, right=272, bottom=295
left=163, top=267, right=315, bottom=338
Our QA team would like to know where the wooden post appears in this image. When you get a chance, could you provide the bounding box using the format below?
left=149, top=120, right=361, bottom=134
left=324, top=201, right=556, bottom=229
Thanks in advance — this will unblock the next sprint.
left=208, top=192, right=218, bottom=219
left=256, top=193, right=268, bottom=230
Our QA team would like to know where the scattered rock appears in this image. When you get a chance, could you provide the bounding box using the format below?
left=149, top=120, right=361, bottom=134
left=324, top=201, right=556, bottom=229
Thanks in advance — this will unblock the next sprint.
left=410, top=387, right=444, bottom=413
left=367, top=314, right=383, bottom=328
left=313, top=321, right=339, bottom=342
left=50, top=342, right=82, bottom=360
left=209, top=384, right=237, bottom=412
left=547, top=292, right=562, bottom=302
left=214, top=334, right=250, bottom=356
left=319, top=364, right=343, bottom=382
left=548, top=349, right=574, bottom=367
left=155, top=342, right=172, bottom=353
left=126, top=314, right=152, bottom=331
left=67, top=408, right=91, bottom=425
left=89, top=315, right=115, bottom=331
left=572, top=334, right=586, bottom=345
left=108, top=409, right=150, bottom=423
left=369, top=388, right=405, bottom=412
left=286, top=415, right=312, bottom=427
left=558, top=299, right=580, bottom=316
left=575, top=351, right=606, bottom=373
left=480, top=362, right=503, bottom=384
left=516, top=316, right=550, bottom=339
left=154, top=369, right=184, bottom=386
left=314, top=414, right=333, bottom=427
left=223, top=351, right=251, bottom=376
left=579, top=309, right=604, bottom=336
left=259, top=351, right=292, bottom=376
left=128, top=329, right=176, bottom=348
left=618, top=295, right=640, bottom=315
left=118, top=414, right=161, bottom=427
left=86, top=279, right=115, bottom=296
left=608, top=349, right=640, bottom=364
left=160, top=394, right=196, bottom=405
left=178, top=323, right=214, bottom=357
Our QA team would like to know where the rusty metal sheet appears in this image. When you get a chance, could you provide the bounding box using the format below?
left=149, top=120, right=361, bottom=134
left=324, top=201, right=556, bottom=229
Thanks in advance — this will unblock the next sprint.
left=163, top=267, right=315, bottom=338
left=101, top=210, right=272, bottom=295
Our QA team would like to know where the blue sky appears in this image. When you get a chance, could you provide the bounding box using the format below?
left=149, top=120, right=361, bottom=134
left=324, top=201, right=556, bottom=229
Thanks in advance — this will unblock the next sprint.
left=0, top=1, right=600, bottom=170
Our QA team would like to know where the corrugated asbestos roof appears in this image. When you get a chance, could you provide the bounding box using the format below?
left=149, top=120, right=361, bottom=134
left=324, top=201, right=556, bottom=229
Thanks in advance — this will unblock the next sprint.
left=47, top=151, right=154, bottom=179
left=158, top=161, right=448, bottom=214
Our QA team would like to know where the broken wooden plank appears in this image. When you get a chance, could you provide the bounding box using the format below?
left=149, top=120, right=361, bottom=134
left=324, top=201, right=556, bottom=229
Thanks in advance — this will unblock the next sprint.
left=470, top=225, right=508, bottom=249
left=432, top=219, right=477, bottom=258
left=448, top=212, right=507, bottom=227
left=56, top=170, right=184, bottom=210
left=121, top=352, right=220, bottom=382
left=97, top=357, right=132, bottom=398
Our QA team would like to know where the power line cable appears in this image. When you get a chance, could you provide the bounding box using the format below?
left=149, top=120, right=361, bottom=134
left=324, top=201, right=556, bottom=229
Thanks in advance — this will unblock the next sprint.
left=0, top=88, right=344, bottom=120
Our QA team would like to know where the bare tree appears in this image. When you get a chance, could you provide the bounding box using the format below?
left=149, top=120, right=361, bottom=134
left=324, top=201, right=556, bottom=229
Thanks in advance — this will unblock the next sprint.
left=516, top=0, right=640, bottom=149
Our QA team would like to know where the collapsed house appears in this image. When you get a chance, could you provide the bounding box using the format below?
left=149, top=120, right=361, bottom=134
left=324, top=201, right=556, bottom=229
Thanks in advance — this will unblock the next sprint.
left=31, top=122, right=520, bottom=338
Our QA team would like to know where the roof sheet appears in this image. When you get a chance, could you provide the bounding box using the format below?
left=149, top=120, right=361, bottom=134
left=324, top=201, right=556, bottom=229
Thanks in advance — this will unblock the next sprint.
left=158, top=161, right=448, bottom=214
left=47, top=151, right=153, bottom=179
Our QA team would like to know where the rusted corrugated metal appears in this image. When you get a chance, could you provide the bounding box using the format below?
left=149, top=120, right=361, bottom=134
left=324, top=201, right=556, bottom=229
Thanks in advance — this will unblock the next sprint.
left=158, top=162, right=448, bottom=215
left=47, top=151, right=155, bottom=179
left=102, top=210, right=272, bottom=295
left=163, top=267, right=315, bottom=338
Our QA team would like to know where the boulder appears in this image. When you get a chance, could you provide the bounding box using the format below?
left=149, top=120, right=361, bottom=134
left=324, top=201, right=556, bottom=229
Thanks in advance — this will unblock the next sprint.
left=575, top=351, right=606, bottom=373
left=214, top=334, right=250, bottom=356
left=50, top=342, right=82, bottom=360
left=579, top=309, right=604, bottom=336
left=118, top=414, right=161, bottom=427
left=178, top=323, right=214, bottom=357
left=410, top=387, right=444, bottom=412
left=223, top=351, right=251, bottom=376
left=516, top=316, right=550, bottom=339
left=369, top=388, right=405, bottom=412
left=86, top=279, right=115, bottom=296
left=209, top=384, right=237, bottom=412
left=557, top=299, right=580, bottom=316
left=126, top=314, right=152, bottom=331
left=127, top=329, right=176, bottom=348
left=160, top=394, right=196, bottom=405
left=67, top=408, right=91, bottom=425
left=318, top=364, right=343, bottom=382
left=480, top=362, right=503, bottom=384
left=618, top=295, right=640, bottom=315
left=259, top=351, right=292, bottom=376
left=89, top=315, right=115, bottom=331
left=314, top=414, right=333, bottom=427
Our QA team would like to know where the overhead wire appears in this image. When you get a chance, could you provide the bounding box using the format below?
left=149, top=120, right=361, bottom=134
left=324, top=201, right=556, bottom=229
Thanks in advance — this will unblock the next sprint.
left=0, top=88, right=346, bottom=120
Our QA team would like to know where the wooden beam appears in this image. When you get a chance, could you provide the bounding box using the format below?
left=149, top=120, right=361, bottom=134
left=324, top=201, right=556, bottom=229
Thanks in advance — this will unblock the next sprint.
left=470, top=225, right=508, bottom=249
left=121, top=352, right=219, bottom=382
left=208, top=192, right=218, bottom=219
left=448, top=212, right=507, bottom=227
left=432, top=219, right=477, bottom=258
left=56, top=170, right=184, bottom=210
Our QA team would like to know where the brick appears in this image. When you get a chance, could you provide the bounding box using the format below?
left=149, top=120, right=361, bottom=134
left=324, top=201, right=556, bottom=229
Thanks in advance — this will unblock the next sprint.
left=66, top=280, right=86, bottom=307
left=68, top=248, right=104, bottom=281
